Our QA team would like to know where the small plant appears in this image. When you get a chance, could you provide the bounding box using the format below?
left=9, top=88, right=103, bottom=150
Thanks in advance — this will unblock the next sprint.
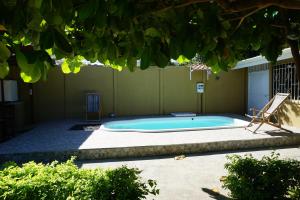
left=222, top=152, right=300, bottom=200
left=287, top=185, right=300, bottom=199
left=0, top=158, right=159, bottom=200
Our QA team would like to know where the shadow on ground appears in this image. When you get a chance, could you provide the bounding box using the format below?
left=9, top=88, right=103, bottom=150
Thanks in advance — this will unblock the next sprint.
left=264, top=129, right=299, bottom=136
left=202, top=188, right=230, bottom=200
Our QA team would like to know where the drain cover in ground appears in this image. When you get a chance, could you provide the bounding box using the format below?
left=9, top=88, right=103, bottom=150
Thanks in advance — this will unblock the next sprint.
left=69, top=124, right=101, bottom=131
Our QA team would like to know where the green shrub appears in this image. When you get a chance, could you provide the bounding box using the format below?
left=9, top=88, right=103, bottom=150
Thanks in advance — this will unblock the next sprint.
left=222, top=152, right=300, bottom=200
left=287, top=185, right=300, bottom=199
left=0, top=158, right=159, bottom=200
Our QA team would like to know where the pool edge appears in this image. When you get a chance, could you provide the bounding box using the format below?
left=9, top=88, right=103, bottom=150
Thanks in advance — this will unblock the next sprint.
left=100, top=116, right=249, bottom=133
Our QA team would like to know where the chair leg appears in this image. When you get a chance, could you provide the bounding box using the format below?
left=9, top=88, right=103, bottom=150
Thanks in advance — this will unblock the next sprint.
left=246, top=118, right=257, bottom=128
left=246, top=123, right=252, bottom=128
left=253, top=122, right=264, bottom=133
left=245, top=126, right=254, bottom=133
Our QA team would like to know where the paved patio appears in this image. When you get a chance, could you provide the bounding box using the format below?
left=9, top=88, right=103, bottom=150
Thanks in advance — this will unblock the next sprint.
left=0, top=116, right=300, bottom=162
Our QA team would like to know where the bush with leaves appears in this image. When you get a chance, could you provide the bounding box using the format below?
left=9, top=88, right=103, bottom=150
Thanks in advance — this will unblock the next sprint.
left=0, top=158, right=159, bottom=200
left=222, top=152, right=300, bottom=200
left=287, top=185, right=300, bottom=199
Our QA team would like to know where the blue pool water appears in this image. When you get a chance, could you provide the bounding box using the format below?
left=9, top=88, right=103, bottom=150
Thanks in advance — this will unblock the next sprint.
left=101, top=116, right=248, bottom=132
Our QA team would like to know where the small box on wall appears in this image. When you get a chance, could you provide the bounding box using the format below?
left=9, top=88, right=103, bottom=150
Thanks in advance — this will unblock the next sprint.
left=0, top=80, right=19, bottom=102
left=196, top=82, right=204, bottom=93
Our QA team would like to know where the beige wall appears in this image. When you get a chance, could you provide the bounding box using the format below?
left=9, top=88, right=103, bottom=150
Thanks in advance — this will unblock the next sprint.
left=115, top=68, right=160, bottom=116
left=18, top=82, right=32, bottom=125
left=33, top=68, right=65, bottom=121
left=204, top=70, right=246, bottom=114
left=32, top=66, right=247, bottom=121
left=161, top=67, right=203, bottom=114
left=65, top=67, right=114, bottom=118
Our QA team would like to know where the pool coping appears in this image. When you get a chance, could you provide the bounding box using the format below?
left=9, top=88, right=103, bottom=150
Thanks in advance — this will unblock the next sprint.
left=1, top=135, right=300, bottom=163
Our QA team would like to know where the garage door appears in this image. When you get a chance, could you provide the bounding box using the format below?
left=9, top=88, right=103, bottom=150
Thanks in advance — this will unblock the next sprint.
left=248, top=66, right=270, bottom=114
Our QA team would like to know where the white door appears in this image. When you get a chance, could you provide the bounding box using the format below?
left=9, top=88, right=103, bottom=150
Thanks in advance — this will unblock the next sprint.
left=248, top=69, right=270, bottom=114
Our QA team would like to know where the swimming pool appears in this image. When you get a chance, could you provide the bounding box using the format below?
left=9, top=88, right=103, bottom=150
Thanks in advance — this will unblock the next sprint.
left=101, top=116, right=249, bottom=132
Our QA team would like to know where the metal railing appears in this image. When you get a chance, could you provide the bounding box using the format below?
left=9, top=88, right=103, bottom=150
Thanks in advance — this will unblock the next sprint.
left=272, top=62, right=300, bottom=101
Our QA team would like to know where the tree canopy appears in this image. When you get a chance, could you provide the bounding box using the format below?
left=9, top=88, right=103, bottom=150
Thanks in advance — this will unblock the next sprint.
left=0, top=0, right=300, bottom=82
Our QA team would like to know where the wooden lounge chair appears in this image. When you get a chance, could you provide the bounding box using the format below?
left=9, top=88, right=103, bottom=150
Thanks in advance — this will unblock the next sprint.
left=246, top=93, right=290, bottom=133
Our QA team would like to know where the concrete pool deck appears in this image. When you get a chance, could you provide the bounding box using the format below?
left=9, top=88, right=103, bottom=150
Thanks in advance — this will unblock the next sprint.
left=0, top=117, right=300, bottom=162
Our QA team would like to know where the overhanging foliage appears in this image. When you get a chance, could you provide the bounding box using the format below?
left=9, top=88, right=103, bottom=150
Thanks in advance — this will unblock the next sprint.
left=0, top=0, right=299, bottom=82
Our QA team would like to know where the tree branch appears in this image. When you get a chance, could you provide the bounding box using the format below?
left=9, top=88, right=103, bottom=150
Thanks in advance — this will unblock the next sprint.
left=167, top=0, right=210, bottom=10
left=218, top=0, right=300, bottom=13
left=155, top=0, right=210, bottom=13
left=148, top=0, right=300, bottom=14
left=233, top=5, right=269, bottom=31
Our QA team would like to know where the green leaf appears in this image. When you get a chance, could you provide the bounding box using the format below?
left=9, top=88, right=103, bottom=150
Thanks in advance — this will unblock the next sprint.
left=251, top=40, right=260, bottom=51
left=61, top=56, right=83, bottom=74
left=200, top=39, right=217, bottom=55
left=177, top=55, right=190, bottom=64
left=28, top=0, right=42, bottom=9
left=61, top=60, right=71, bottom=73
left=40, top=30, right=54, bottom=49
left=30, top=31, right=40, bottom=47
left=78, top=0, right=98, bottom=20
left=52, top=47, right=65, bottom=59
left=145, top=27, right=161, bottom=38
left=154, top=52, right=169, bottom=68
left=41, top=61, right=50, bottom=80
left=23, top=50, right=40, bottom=64
left=127, top=57, right=137, bottom=72
left=16, top=50, right=42, bottom=83
left=104, top=60, right=122, bottom=71
left=220, top=31, right=227, bottom=39
left=140, top=47, right=151, bottom=70
left=39, top=50, right=53, bottom=63
left=47, top=14, right=63, bottom=25
left=94, top=11, right=107, bottom=28
left=182, top=37, right=197, bottom=59
left=16, top=50, right=33, bottom=72
left=169, top=38, right=181, bottom=59
left=197, top=9, right=204, bottom=19
left=111, top=63, right=123, bottom=71
left=20, top=68, right=41, bottom=83
left=206, top=52, right=219, bottom=66
left=221, top=21, right=231, bottom=30
left=132, top=31, right=144, bottom=50
left=0, top=61, right=9, bottom=78
left=53, top=29, right=73, bottom=54
left=0, top=42, right=11, bottom=62
left=107, top=42, right=117, bottom=60
left=27, top=10, right=43, bottom=31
